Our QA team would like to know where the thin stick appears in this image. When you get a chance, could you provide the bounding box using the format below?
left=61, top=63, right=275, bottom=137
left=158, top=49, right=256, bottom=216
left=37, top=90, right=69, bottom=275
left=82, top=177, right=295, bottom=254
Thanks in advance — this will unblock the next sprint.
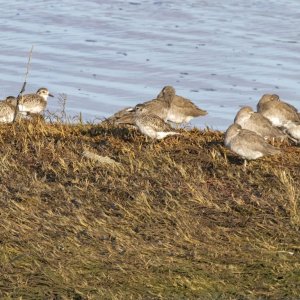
left=13, top=45, right=34, bottom=122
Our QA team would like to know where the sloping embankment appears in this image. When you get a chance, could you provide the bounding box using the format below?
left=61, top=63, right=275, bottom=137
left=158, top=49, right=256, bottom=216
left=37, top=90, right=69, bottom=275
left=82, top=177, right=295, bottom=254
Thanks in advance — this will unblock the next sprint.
left=0, top=120, right=299, bottom=299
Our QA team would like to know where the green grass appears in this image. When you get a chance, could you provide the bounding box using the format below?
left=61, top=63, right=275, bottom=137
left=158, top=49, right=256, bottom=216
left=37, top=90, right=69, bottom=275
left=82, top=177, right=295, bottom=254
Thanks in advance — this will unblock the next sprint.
left=0, top=119, right=299, bottom=299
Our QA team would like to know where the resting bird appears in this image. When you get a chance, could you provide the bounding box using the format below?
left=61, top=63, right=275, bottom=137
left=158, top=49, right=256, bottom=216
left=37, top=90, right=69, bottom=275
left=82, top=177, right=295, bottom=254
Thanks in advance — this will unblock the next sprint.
left=257, top=94, right=300, bottom=127
left=234, top=106, right=287, bottom=141
left=109, top=85, right=207, bottom=127
left=157, top=86, right=207, bottom=124
left=132, top=105, right=180, bottom=139
left=102, top=107, right=134, bottom=125
left=224, top=123, right=281, bottom=162
left=0, top=96, right=17, bottom=123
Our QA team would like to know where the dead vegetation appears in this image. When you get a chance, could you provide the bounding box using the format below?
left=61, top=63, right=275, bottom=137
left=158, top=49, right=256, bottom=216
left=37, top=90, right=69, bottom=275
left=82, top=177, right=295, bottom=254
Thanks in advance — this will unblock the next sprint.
left=0, top=118, right=299, bottom=299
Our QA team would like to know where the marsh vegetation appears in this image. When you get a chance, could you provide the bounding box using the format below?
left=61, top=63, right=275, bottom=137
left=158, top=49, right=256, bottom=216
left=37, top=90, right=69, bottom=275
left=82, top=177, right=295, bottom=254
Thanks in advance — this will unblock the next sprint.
left=0, top=117, right=299, bottom=299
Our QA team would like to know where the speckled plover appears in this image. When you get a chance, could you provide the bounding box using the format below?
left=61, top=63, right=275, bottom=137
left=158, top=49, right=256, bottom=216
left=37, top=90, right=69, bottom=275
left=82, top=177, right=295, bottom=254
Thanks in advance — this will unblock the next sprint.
left=0, top=96, right=17, bottom=123
left=18, top=87, right=53, bottom=115
left=133, top=105, right=179, bottom=139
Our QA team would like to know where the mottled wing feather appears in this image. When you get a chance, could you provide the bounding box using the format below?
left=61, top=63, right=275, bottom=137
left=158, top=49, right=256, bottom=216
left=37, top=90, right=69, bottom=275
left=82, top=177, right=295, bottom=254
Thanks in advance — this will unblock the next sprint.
left=0, top=102, right=14, bottom=118
left=20, top=94, right=45, bottom=105
left=135, top=98, right=170, bottom=120
left=104, top=107, right=134, bottom=124
left=139, top=114, right=173, bottom=131
left=18, top=94, right=46, bottom=111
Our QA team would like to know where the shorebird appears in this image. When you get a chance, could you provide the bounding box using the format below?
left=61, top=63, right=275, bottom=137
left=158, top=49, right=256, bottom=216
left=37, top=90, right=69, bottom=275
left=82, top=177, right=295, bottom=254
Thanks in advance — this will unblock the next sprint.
left=136, top=85, right=175, bottom=121
left=102, top=107, right=135, bottom=125
left=112, top=86, right=174, bottom=126
left=157, top=86, right=207, bottom=124
left=0, top=96, right=17, bottom=123
left=234, top=106, right=287, bottom=141
left=257, top=94, right=300, bottom=127
left=113, top=85, right=207, bottom=127
left=133, top=105, right=179, bottom=139
left=224, top=123, right=281, bottom=161
left=18, top=87, right=54, bottom=115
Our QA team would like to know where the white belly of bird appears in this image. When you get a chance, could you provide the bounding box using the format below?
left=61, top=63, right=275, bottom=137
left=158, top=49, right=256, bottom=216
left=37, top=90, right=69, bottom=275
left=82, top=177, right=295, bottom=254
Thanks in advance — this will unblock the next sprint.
left=288, top=126, right=300, bottom=140
left=156, top=131, right=178, bottom=139
left=267, top=115, right=283, bottom=127
left=228, top=140, right=264, bottom=160
left=167, top=111, right=193, bottom=124
left=18, top=104, right=43, bottom=114
left=136, top=123, right=157, bottom=139
left=236, top=148, right=264, bottom=160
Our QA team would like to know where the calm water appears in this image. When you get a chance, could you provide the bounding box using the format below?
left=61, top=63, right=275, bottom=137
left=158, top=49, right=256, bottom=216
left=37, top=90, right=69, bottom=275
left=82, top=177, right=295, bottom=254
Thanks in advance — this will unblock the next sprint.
left=0, top=0, right=300, bottom=129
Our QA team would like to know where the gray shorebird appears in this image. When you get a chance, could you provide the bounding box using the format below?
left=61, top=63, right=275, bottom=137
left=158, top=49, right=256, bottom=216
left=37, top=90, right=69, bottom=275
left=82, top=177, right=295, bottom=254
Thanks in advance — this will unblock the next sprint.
left=257, top=94, right=300, bottom=127
left=224, top=123, right=281, bottom=161
left=133, top=105, right=179, bottom=139
left=234, top=106, right=287, bottom=141
left=18, top=87, right=54, bottom=115
left=157, top=86, right=207, bottom=124
left=0, top=96, right=17, bottom=123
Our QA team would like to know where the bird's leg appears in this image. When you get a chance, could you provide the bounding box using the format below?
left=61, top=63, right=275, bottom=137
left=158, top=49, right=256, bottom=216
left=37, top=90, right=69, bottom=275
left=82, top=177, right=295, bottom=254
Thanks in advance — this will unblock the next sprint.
left=243, top=159, right=248, bottom=169
left=147, top=138, right=156, bottom=150
left=271, top=137, right=275, bottom=146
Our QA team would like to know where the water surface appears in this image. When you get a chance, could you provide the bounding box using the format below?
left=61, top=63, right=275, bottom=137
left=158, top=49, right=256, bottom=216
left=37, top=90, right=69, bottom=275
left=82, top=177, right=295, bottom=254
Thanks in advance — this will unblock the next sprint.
left=0, top=0, right=300, bottom=129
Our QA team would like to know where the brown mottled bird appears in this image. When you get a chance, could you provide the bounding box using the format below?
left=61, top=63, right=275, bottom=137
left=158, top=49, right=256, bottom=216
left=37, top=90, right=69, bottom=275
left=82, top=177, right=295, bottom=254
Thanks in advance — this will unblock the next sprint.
left=224, top=123, right=281, bottom=160
left=135, top=85, right=175, bottom=121
left=122, top=105, right=179, bottom=139
left=112, top=86, right=175, bottom=126
left=234, top=106, right=287, bottom=141
left=0, top=96, right=17, bottom=123
left=257, top=94, right=300, bottom=127
left=18, top=87, right=54, bottom=115
left=112, top=85, right=207, bottom=126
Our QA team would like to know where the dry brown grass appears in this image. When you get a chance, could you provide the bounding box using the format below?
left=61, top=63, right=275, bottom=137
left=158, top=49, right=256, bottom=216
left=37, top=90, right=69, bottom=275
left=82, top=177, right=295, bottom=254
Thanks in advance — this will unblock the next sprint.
left=0, top=118, right=299, bottom=299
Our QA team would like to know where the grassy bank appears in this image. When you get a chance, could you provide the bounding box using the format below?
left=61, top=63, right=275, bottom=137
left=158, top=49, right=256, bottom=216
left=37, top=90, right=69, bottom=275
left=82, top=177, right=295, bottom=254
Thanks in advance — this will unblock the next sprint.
left=0, top=119, right=299, bottom=299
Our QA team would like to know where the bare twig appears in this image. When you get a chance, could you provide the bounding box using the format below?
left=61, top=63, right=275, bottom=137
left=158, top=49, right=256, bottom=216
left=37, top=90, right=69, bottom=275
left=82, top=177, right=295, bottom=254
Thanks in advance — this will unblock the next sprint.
left=58, top=93, right=67, bottom=121
left=82, top=150, right=122, bottom=167
left=13, top=45, right=34, bottom=122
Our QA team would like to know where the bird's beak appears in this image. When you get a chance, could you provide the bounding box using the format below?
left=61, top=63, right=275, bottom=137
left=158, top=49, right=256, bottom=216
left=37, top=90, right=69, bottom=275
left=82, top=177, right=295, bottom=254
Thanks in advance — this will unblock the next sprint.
left=199, top=108, right=208, bottom=116
left=49, top=93, right=54, bottom=97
